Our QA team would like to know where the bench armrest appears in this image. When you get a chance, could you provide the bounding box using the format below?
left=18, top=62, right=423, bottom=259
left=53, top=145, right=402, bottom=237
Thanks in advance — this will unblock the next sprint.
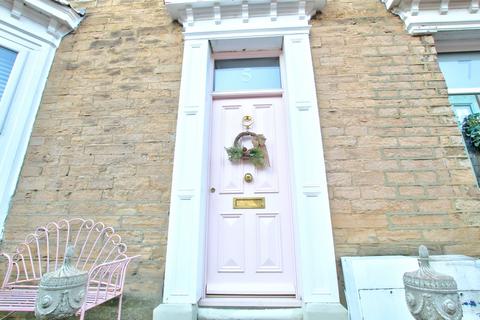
left=0, top=253, right=13, bottom=288
left=86, top=255, right=140, bottom=305
left=88, top=255, right=139, bottom=278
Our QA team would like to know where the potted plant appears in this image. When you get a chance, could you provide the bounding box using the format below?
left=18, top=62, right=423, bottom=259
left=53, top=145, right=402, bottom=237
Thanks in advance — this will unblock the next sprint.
left=463, top=113, right=480, bottom=150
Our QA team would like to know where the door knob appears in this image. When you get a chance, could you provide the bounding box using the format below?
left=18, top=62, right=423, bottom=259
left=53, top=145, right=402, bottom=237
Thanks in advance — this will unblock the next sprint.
left=210, top=187, right=216, bottom=193
left=244, top=173, right=253, bottom=183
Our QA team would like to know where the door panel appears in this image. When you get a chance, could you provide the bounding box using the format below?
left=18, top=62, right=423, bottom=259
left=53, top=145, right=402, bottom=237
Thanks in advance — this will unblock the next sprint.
left=219, top=105, right=244, bottom=194
left=218, top=213, right=245, bottom=273
left=207, top=97, right=296, bottom=296
left=252, top=103, right=279, bottom=193
left=256, top=212, right=283, bottom=273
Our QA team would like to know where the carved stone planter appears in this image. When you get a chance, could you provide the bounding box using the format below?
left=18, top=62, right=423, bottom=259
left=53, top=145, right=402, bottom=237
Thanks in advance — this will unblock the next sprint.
left=403, top=245, right=463, bottom=320
left=35, top=246, right=88, bottom=319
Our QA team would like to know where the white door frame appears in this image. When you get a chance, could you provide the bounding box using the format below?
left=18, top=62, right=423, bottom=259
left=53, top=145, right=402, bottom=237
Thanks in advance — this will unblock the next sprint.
left=154, top=1, right=348, bottom=318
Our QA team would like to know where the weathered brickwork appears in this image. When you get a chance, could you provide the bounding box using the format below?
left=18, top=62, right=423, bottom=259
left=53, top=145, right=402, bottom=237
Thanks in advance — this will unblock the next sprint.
left=312, top=0, right=480, bottom=258
left=1, top=0, right=479, bottom=317
left=1, top=0, right=182, bottom=317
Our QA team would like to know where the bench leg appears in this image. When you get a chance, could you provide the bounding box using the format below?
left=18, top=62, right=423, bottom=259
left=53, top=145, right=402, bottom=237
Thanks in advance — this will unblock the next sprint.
left=79, top=308, right=86, bottom=320
left=117, top=294, right=123, bottom=320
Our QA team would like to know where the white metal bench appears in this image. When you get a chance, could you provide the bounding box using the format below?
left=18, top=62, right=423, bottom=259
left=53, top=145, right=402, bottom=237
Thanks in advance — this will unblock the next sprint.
left=0, top=218, right=139, bottom=319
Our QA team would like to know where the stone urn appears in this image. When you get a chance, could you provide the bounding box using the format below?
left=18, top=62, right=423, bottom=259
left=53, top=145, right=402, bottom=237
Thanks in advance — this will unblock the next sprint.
left=403, top=245, right=463, bottom=320
left=35, top=246, right=88, bottom=319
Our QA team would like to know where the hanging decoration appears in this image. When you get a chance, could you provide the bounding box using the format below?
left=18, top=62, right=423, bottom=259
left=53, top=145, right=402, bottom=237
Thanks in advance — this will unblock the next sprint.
left=225, top=115, right=270, bottom=168
left=225, top=132, right=270, bottom=168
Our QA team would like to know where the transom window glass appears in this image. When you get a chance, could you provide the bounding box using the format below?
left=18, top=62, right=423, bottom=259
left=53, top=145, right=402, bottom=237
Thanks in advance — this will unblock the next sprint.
left=438, top=53, right=480, bottom=123
left=214, top=58, right=281, bottom=92
left=0, top=47, right=17, bottom=101
left=438, top=53, right=480, bottom=90
left=438, top=52, right=480, bottom=185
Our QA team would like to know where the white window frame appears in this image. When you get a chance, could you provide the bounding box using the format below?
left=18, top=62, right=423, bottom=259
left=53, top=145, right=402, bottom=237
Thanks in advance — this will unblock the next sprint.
left=0, top=0, right=83, bottom=236
left=0, top=40, right=27, bottom=132
left=435, top=34, right=480, bottom=186
left=435, top=35, right=480, bottom=95
left=154, top=0, right=348, bottom=319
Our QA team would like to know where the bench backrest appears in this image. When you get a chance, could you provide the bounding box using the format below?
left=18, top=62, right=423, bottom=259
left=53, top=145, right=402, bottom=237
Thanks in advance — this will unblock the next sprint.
left=7, top=219, right=128, bottom=283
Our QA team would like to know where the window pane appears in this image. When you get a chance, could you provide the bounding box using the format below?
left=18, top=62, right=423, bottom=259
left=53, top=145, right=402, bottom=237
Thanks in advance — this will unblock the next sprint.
left=438, top=52, right=480, bottom=89
left=449, top=94, right=480, bottom=186
left=214, top=58, right=281, bottom=92
left=449, top=94, right=480, bottom=124
left=440, top=53, right=480, bottom=186
left=0, top=47, right=17, bottom=100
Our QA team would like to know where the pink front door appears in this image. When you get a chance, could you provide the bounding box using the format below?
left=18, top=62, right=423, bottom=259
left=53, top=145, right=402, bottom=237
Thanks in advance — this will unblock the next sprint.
left=206, top=97, right=297, bottom=296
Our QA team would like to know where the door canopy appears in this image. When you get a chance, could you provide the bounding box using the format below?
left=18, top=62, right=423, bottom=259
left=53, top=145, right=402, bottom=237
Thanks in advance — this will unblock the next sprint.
left=165, top=0, right=326, bottom=34
left=382, top=0, right=480, bottom=35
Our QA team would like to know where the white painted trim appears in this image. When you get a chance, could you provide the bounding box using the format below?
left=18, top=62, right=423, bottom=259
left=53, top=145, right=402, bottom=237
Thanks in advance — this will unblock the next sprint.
left=211, top=89, right=283, bottom=99
left=155, top=0, right=347, bottom=318
left=0, top=0, right=83, bottom=47
left=162, top=31, right=342, bottom=304
left=161, top=38, right=213, bottom=304
left=283, top=32, right=340, bottom=303
left=0, top=44, right=28, bottom=133
left=342, top=255, right=479, bottom=320
left=165, top=0, right=325, bottom=33
left=198, top=308, right=303, bottom=320
left=156, top=12, right=345, bottom=320
left=382, top=0, right=480, bottom=35
left=0, top=1, right=83, bottom=236
left=448, top=88, right=480, bottom=94
left=23, top=0, right=83, bottom=30
left=199, top=297, right=302, bottom=307
left=213, top=50, right=281, bottom=59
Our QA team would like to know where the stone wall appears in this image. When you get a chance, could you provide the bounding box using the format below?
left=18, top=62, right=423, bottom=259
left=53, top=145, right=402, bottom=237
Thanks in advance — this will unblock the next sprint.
left=312, top=1, right=480, bottom=258
left=1, top=0, right=182, bottom=317
left=1, top=0, right=479, bottom=318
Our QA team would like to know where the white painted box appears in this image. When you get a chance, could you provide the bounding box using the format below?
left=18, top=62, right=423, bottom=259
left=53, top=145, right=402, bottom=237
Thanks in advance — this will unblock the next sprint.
left=342, top=255, right=480, bottom=320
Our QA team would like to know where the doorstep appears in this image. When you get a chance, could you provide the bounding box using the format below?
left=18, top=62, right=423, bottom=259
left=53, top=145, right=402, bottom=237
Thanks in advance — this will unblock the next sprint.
left=198, top=307, right=303, bottom=320
left=153, top=303, right=348, bottom=320
left=198, top=297, right=302, bottom=308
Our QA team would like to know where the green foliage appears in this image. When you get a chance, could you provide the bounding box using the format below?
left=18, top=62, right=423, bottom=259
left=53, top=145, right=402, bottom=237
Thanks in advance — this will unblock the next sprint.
left=463, top=113, right=480, bottom=149
left=225, top=145, right=243, bottom=161
left=225, top=145, right=265, bottom=168
left=248, top=148, right=265, bottom=167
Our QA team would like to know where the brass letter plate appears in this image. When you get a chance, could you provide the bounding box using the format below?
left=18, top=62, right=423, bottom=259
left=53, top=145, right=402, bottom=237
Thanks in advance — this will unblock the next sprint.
left=233, top=197, right=265, bottom=209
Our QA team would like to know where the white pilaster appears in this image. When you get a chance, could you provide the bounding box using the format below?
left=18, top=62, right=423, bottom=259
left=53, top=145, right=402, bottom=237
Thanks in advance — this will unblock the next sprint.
left=283, top=33, right=340, bottom=304
left=160, top=38, right=211, bottom=305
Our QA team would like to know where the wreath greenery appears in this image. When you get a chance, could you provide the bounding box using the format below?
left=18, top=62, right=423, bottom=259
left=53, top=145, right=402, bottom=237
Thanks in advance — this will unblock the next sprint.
left=225, top=132, right=268, bottom=168
left=463, top=113, right=480, bottom=150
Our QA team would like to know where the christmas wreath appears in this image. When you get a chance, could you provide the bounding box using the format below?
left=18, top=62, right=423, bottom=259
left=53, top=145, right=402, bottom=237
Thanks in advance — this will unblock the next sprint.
left=225, top=132, right=270, bottom=168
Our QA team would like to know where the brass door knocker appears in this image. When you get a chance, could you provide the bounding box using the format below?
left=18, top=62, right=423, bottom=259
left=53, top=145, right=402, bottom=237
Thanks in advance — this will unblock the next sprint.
left=242, top=115, right=254, bottom=130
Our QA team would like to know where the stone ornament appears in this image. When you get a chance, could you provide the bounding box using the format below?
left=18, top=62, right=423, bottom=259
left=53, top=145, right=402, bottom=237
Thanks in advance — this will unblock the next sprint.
left=35, top=246, right=88, bottom=319
left=403, top=245, right=463, bottom=320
